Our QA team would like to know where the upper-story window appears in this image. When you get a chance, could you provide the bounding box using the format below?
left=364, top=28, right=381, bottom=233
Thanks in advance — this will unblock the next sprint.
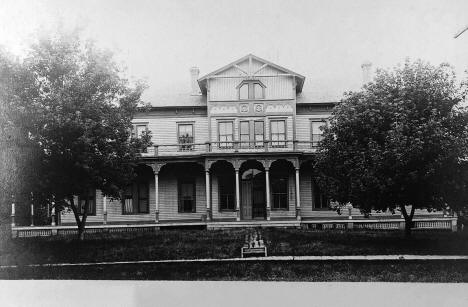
left=218, top=121, right=234, bottom=148
left=311, top=120, right=328, bottom=147
left=178, top=123, right=194, bottom=151
left=237, top=80, right=266, bottom=100
left=135, top=124, right=147, bottom=138
left=270, top=119, right=286, bottom=148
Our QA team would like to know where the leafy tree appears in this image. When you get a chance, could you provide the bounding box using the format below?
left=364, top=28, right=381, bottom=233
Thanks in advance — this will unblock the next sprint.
left=315, top=59, right=468, bottom=236
left=1, top=30, right=151, bottom=239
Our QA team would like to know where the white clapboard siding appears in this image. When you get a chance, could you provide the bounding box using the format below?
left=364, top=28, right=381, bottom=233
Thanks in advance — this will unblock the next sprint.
left=210, top=174, right=237, bottom=220
left=61, top=190, right=105, bottom=224
left=295, top=114, right=332, bottom=142
left=133, top=115, right=209, bottom=147
left=158, top=173, right=206, bottom=221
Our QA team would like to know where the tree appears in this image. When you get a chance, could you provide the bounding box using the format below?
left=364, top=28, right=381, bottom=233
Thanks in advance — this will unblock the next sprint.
left=1, top=30, right=151, bottom=239
left=315, top=59, right=468, bottom=236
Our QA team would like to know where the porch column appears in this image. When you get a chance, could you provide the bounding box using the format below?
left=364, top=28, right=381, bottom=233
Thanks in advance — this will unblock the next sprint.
left=265, top=167, right=271, bottom=221
left=154, top=172, right=159, bottom=223
left=103, top=196, right=107, bottom=225
left=205, top=169, right=211, bottom=221
left=235, top=168, right=240, bottom=221
left=30, top=193, right=34, bottom=226
left=295, top=167, right=301, bottom=220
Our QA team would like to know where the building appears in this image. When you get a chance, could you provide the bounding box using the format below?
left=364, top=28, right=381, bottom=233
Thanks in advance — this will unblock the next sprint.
left=38, top=54, right=455, bottom=232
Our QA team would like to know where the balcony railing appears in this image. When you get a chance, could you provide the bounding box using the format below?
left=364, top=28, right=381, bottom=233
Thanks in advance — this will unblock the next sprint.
left=140, top=140, right=321, bottom=157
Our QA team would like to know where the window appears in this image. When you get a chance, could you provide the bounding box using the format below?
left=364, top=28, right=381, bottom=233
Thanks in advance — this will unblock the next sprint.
left=271, top=175, right=288, bottom=210
left=270, top=119, right=286, bottom=147
left=178, top=178, right=196, bottom=213
left=218, top=121, right=234, bottom=148
left=134, top=124, right=148, bottom=153
left=219, top=174, right=235, bottom=210
left=78, top=189, right=96, bottom=216
left=254, top=121, right=264, bottom=147
left=239, top=83, right=249, bottom=100
left=313, top=179, right=330, bottom=210
left=123, top=182, right=149, bottom=214
left=311, top=120, right=327, bottom=147
left=240, top=121, right=250, bottom=148
left=178, top=123, right=194, bottom=151
left=237, top=80, right=265, bottom=100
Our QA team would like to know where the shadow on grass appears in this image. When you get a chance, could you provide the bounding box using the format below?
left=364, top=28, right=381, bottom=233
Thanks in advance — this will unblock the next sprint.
left=2, top=260, right=468, bottom=282
left=1, top=228, right=468, bottom=267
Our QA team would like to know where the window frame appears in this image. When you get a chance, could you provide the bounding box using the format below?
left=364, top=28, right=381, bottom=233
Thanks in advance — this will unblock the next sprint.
left=177, top=122, right=195, bottom=151
left=236, top=80, right=266, bottom=100
left=218, top=120, right=234, bottom=149
left=310, top=119, right=328, bottom=148
left=133, top=123, right=149, bottom=153
left=239, top=120, right=250, bottom=148
left=218, top=174, right=236, bottom=211
left=254, top=120, right=265, bottom=148
left=178, top=177, right=197, bottom=213
left=271, top=173, right=289, bottom=211
left=122, top=181, right=150, bottom=215
left=269, top=118, right=287, bottom=148
left=77, top=189, right=96, bottom=216
left=312, top=178, right=330, bottom=210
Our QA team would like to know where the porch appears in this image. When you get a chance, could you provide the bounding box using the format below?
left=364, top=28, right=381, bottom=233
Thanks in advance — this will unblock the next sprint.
left=10, top=216, right=458, bottom=238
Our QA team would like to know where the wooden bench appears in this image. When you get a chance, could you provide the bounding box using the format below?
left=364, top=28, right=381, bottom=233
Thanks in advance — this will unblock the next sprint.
left=241, top=229, right=267, bottom=258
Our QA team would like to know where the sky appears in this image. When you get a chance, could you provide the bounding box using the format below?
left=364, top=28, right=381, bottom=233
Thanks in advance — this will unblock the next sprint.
left=1, top=0, right=468, bottom=103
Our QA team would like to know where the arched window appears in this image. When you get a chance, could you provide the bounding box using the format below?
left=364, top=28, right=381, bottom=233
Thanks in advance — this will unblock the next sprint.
left=236, top=80, right=266, bottom=100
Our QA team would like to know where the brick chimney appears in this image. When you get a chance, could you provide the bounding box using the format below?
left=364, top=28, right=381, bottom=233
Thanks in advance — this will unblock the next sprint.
left=190, top=67, right=200, bottom=95
left=361, top=61, right=372, bottom=85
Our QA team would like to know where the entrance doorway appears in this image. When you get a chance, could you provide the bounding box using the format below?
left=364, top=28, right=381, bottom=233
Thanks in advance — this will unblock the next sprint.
left=241, top=168, right=266, bottom=220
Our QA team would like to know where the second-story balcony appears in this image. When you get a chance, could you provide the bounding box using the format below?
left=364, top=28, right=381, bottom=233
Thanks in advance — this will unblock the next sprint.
left=140, top=140, right=321, bottom=157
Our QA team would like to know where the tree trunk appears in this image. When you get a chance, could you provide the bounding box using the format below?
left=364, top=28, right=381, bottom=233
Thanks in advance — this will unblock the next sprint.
left=70, top=196, right=88, bottom=241
left=401, top=204, right=415, bottom=237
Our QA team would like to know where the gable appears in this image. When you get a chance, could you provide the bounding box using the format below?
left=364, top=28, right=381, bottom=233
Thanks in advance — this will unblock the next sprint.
left=198, top=54, right=305, bottom=95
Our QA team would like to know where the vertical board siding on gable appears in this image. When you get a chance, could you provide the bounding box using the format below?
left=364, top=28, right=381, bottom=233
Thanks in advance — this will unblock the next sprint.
left=209, top=65, right=294, bottom=101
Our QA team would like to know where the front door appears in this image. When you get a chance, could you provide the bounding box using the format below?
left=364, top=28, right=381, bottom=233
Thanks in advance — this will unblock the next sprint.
left=241, top=168, right=266, bottom=220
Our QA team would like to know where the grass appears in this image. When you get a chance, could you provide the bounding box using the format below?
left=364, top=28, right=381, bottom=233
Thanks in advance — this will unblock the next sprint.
left=263, top=228, right=468, bottom=256
left=0, top=228, right=247, bottom=266
left=1, top=260, right=468, bottom=282
left=1, top=227, right=468, bottom=281
left=1, top=228, right=468, bottom=267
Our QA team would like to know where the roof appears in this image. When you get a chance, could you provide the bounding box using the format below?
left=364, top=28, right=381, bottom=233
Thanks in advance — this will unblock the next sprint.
left=296, top=91, right=341, bottom=104
left=198, top=54, right=306, bottom=95
left=143, top=92, right=206, bottom=107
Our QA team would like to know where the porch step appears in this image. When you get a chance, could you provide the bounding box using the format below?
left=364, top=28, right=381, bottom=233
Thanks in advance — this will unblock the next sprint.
left=208, top=220, right=300, bottom=229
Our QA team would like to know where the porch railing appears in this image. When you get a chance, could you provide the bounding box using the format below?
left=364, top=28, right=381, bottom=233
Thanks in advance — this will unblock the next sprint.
left=141, top=140, right=320, bottom=157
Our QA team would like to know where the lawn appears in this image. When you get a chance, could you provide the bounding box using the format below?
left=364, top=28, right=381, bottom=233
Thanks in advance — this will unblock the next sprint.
left=1, top=260, right=468, bottom=282
left=1, top=228, right=468, bottom=267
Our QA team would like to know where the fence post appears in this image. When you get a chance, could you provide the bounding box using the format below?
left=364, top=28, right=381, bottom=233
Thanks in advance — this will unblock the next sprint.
left=51, top=202, right=56, bottom=227
left=451, top=218, right=458, bottom=232
left=11, top=201, right=15, bottom=227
